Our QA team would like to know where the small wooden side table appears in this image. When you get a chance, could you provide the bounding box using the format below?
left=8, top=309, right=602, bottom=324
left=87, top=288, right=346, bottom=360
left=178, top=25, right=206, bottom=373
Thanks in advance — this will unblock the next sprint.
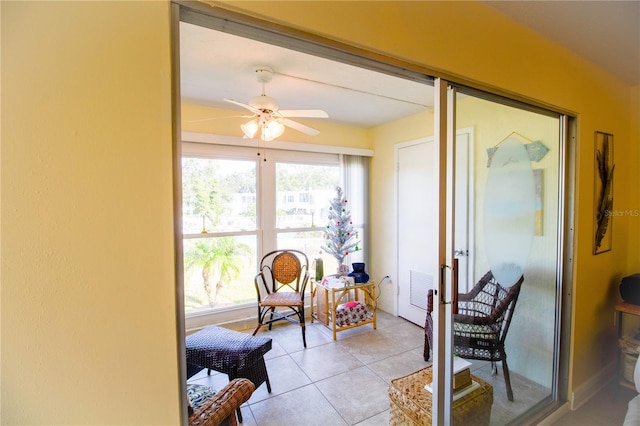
left=310, top=279, right=377, bottom=340
left=616, top=302, right=640, bottom=391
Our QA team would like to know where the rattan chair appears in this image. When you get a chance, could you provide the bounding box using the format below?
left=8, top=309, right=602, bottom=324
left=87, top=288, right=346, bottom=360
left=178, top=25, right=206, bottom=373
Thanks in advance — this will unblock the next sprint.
left=423, top=271, right=524, bottom=401
left=253, top=249, right=310, bottom=347
left=188, top=378, right=255, bottom=426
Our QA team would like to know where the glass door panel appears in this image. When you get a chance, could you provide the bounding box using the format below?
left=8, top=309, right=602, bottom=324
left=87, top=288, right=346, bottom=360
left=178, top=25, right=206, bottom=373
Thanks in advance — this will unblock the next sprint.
left=448, top=87, right=563, bottom=423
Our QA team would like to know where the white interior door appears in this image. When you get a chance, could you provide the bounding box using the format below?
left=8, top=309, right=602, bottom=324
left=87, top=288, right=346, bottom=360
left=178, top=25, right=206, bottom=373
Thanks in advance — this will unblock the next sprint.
left=397, top=129, right=473, bottom=325
left=397, top=137, right=437, bottom=325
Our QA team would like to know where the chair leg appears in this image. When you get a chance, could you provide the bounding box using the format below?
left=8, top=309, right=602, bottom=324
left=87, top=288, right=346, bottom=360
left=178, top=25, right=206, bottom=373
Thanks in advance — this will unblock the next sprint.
left=268, top=307, right=275, bottom=330
left=252, top=323, right=262, bottom=336
left=300, top=306, right=307, bottom=348
left=424, top=314, right=433, bottom=361
left=502, top=356, right=514, bottom=401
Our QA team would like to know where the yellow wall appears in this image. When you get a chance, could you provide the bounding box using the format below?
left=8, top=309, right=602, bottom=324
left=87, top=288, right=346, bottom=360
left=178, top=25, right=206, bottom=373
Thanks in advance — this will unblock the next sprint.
left=2, top=0, right=639, bottom=423
left=1, top=1, right=180, bottom=424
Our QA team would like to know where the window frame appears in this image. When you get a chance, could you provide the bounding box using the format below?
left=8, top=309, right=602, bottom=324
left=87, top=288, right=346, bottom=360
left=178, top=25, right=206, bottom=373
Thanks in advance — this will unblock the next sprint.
left=181, top=139, right=369, bottom=326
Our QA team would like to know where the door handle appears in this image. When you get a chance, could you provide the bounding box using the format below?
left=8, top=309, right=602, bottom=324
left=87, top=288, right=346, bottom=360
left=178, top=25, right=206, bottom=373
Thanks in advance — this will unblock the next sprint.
left=440, top=259, right=459, bottom=314
left=452, top=258, right=459, bottom=315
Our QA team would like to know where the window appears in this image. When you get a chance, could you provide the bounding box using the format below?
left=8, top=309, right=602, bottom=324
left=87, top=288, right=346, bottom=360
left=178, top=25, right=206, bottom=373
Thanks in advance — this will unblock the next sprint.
left=182, top=156, right=258, bottom=312
left=182, top=143, right=368, bottom=315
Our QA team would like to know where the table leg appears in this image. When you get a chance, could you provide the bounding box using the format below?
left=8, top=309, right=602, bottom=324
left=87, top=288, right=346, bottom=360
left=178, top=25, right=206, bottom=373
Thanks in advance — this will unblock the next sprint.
left=310, top=281, right=315, bottom=323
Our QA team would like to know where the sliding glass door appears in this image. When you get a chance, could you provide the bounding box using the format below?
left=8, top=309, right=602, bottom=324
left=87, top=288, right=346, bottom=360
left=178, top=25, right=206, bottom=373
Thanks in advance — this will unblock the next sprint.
left=433, top=82, right=565, bottom=424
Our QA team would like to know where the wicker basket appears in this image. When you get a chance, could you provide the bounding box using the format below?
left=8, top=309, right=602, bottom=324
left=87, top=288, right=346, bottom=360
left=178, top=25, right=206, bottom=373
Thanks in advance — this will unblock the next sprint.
left=389, top=366, right=493, bottom=425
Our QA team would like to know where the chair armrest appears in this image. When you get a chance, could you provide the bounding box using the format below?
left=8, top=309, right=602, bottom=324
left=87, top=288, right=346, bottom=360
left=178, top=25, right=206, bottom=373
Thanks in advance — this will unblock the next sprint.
left=189, top=378, right=255, bottom=426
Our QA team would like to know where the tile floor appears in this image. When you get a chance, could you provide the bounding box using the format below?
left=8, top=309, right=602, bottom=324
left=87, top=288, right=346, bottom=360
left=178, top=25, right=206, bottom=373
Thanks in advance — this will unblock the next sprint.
left=187, top=311, right=632, bottom=425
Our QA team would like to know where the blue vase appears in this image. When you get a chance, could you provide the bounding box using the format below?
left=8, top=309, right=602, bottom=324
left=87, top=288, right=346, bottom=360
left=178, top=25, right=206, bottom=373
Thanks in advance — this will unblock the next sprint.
left=348, top=262, right=369, bottom=283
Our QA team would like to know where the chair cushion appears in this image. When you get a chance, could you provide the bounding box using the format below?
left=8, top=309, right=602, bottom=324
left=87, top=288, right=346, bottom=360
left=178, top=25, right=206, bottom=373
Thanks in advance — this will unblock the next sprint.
left=187, top=383, right=217, bottom=412
left=262, top=291, right=302, bottom=306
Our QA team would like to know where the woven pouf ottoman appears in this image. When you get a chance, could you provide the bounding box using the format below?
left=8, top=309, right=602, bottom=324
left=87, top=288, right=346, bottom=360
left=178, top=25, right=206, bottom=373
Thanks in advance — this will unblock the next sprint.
left=389, top=366, right=493, bottom=425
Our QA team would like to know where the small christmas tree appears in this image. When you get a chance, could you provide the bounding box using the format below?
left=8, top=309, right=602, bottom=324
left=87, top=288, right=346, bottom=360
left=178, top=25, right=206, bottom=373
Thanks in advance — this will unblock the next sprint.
left=322, top=186, right=360, bottom=272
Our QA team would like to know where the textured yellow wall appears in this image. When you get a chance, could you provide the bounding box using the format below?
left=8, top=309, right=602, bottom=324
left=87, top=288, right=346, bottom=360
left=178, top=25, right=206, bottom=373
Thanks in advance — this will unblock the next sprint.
left=1, top=1, right=180, bottom=424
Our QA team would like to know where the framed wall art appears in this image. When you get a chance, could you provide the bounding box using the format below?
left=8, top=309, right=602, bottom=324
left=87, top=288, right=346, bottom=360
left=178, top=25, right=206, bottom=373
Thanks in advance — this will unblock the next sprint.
left=593, top=131, right=615, bottom=255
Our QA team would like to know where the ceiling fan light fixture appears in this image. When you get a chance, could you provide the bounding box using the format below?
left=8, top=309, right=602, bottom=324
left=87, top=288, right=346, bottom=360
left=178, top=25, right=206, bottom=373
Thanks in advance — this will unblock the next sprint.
left=241, top=119, right=259, bottom=138
left=262, top=119, right=285, bottom=141
left=228, top=65, right=325, bottom=142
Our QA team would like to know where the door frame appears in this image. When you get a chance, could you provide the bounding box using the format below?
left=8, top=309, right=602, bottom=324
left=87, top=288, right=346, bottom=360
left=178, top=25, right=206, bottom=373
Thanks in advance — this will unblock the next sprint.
left=172, top=3, right=575, bottom=424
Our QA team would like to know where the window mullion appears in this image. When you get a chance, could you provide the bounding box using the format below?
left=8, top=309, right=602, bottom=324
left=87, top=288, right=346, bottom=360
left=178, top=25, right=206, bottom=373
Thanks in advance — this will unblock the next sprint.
left=260, top=154, right=277, bottom=254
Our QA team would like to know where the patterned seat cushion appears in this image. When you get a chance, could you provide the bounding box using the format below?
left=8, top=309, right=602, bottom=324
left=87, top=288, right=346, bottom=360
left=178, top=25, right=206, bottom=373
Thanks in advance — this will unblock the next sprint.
left=187, top=383, right=217, bottom=412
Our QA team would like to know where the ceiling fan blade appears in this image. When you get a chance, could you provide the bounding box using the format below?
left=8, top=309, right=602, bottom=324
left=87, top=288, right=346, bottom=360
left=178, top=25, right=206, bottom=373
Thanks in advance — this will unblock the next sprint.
left=278, top=109, right=329, bottom=118
left=281, top=118, right=320, bottom=136
left=224, top=98, right=262, bottom=114
left=188, top=114, right=253, bottom=123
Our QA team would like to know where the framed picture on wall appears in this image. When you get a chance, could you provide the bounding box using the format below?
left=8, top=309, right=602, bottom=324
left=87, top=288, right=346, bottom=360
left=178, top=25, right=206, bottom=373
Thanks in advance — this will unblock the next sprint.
left=593, top=131, right=614, bottom=255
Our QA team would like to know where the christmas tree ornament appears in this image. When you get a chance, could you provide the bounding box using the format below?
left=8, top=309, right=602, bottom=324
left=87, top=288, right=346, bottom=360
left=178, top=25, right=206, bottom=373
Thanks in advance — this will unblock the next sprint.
left=321, top=186, right=361, bottom=274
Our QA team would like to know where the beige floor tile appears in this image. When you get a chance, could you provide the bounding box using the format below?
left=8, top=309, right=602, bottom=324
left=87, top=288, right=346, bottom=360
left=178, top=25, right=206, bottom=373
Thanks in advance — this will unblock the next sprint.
left=465, top=362, right=551, bottom=425
left=375, top=320, right=425, bottom=351
left=337, top=328, right=411, bottom=365
left=263, top=338, right=287, bottom=360
left=375, top=310, right=410, bottom=329
left=248, top=383, right=347, bottom=426
left=354, top=409, right=389, bottom=426
left=248, top=354, right=311, bottom=404
left=290, top=342, right=364, bottom=382
left=315, top=366, right=390, bottom=425
left=367, top=350, right=431, bottom=383
left=256, top=322, right=334, bottom=354
left=194, top=311, right=632, bottom=425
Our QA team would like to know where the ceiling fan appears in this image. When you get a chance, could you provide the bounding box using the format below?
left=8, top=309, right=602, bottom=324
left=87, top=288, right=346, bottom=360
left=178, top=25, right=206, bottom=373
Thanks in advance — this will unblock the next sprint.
left=224, top=65, right=329, bottom=141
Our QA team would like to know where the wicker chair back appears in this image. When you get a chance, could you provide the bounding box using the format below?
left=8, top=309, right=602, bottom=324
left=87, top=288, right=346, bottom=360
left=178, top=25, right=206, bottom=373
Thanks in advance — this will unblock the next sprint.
left=423, top=271, right=524, bottom=401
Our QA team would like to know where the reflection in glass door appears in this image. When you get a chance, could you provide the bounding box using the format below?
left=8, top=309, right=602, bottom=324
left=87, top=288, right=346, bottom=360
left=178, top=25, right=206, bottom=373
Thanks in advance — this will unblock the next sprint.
left=437, top=85, right=564, bottom=424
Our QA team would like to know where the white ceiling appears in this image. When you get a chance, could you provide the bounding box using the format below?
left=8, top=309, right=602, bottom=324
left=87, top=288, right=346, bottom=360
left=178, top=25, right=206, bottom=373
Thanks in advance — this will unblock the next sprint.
left=180, top=2, right=639, bottom=131
left=179, top=22, right=432, bottom=129
left=484, top=1, right=640, bottom=86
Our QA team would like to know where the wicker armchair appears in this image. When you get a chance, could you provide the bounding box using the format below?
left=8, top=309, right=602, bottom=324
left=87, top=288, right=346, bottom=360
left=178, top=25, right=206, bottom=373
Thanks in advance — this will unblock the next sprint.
left=423, top=271, right=524, bottom=401
left=253, top=249, right=310, bottom=347
left=188, top=378, right=255, bottom=426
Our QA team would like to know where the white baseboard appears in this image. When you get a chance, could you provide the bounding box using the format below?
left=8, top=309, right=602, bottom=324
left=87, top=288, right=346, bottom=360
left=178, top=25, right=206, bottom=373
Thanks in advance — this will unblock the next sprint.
left=536, top=403, right=571, bottom=425
left=570, top=360, right=617, bottom=410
